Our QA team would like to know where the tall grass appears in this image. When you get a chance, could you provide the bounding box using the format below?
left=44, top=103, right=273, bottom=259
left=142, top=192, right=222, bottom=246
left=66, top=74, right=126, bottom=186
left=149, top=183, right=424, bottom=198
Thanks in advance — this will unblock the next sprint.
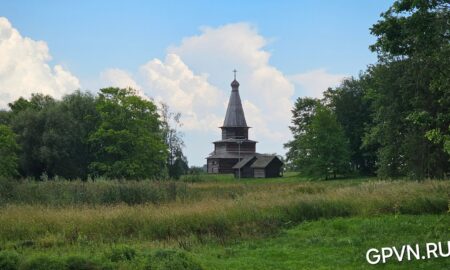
left=0, top=175, right=354, bottom=206
left=0, top=178, right=186, bottom=206
left=0, top=180, right=447, bottom=245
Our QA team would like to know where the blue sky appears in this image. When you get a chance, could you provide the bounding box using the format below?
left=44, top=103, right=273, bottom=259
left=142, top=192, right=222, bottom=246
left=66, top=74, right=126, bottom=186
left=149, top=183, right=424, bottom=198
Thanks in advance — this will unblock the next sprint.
left=1, top=0, right=393, bottom=166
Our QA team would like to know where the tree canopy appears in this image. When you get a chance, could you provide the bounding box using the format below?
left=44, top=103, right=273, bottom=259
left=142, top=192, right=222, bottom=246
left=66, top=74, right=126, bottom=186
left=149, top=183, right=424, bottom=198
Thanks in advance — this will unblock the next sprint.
left=285, top=98, right=350, bottom=179
left=0, top=124, right=19, bottom=177
left=89, top=88, right=168, bottom=179
left=1, top=0, right=448, bottom=181
left=0, top=88, right=184, bottom=180
left=285, top=0, right=449, bottom=179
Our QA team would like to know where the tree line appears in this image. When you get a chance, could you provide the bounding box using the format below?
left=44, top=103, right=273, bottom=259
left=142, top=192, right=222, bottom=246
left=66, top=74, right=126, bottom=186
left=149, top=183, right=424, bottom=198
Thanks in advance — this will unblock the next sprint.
left=285, top=0, right=449, bottom=179
left=0, top=88, right=188, bottom=180
left=0, top=0, right=448, bottom=181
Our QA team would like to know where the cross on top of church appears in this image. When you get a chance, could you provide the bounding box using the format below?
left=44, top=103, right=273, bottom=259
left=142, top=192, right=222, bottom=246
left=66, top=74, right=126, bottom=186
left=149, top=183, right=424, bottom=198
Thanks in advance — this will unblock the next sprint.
left=233, top=69, right=237, bottom=80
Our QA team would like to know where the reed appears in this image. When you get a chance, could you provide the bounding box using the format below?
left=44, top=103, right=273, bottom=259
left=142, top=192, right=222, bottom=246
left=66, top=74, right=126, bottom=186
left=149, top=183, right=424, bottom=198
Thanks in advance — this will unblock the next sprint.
left=0, top=180, right=447, bottom=245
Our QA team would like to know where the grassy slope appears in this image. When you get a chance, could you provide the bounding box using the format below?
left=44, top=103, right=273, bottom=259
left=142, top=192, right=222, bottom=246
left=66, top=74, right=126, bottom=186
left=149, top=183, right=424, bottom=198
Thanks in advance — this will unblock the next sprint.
left=0, top=174, right=449, bottom=269
left=194, top=215, right=449, bottom=270
left=4, top=215, right=448, bottom=269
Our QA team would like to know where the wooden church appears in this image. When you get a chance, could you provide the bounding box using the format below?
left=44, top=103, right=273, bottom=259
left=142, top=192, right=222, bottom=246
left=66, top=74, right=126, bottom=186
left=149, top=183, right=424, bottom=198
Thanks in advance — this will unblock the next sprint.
left=206, top=73, right=283, bottom=178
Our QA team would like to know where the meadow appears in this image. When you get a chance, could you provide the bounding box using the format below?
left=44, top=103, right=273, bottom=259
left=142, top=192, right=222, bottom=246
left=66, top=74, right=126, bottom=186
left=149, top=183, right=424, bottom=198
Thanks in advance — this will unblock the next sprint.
left=0, top=174, right=448, bottom=269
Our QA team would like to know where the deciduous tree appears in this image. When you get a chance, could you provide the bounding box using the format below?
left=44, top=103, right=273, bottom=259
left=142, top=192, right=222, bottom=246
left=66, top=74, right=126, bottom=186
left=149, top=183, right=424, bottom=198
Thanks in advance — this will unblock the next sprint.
left=0, top=124, right=19, bottom=177
left=89, top=88, right=168, bottom=179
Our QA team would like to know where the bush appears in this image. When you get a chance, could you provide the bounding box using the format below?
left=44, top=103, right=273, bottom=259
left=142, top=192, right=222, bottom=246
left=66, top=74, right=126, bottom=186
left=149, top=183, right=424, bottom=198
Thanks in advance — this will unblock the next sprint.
left=65, top=255, right=106, bottom=270
left=144, top=249, right=203, bottom=270
left=19, top=255, right=65, bottom=270
left=0, top=251, right=20, bottom=270
left=107, top=245, right=136, bottom=262
left=0, top=177, right=15, bottom=204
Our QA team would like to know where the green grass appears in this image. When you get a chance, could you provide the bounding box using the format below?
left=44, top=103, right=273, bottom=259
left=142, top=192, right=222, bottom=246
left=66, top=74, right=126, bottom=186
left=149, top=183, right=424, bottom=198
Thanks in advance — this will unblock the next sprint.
left=193, top=215, right=449, bottom=269
left=0, top=180, right=447, bottom=244
left=1, top=215, right=448, bottom=269
left=0, top=178, right=186, bottom=206
left=181, top=171, right=313, bottom=184
left=0, top=175, right=448, bottom=269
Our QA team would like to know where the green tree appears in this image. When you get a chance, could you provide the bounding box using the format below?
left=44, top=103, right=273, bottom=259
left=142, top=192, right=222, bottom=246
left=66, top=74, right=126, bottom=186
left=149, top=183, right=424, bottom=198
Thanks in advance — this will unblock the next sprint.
left=366, top=0, right=450, bottom=178
left=170, top=154, right=189, bottom=180
left=9, top=92, right=98, bottom=179
left=286, top=101, right=350, bottom=179
left=425, top=126, right=450, bottom=155
left=38, top=91, right=99, bottom=179
left=159, top=103, right=187, bottom=179
left=89, top=88, right=168, bottom=179
left=9, top=94, right=56, bottom=178
left=303, top=106, right=350, bottom=179
left=0, top=124, right=19, bottom=177
left=324, top=77, right=377, bottom=175
left=0, top=110, right=11, bottom=126
left=284, top=97, right=321, bottom=171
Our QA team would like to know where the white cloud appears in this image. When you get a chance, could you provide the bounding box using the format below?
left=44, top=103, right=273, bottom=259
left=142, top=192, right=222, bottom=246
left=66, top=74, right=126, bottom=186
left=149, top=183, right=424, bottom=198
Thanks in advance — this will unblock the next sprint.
left=169, top=23, right=270, bottom=71
left=0, top=17, right=351, bottom=165
left=100, top=68, right=141, bottom=90
left=0, top=17, right=80, bottom=108
left=95, top=23, right=302, bottom=164
left=242, top=100, right=285, bottom=141
left=168, top=23, right=295, bottom=141
left=139, top=53, right=224, bottom=131
left=99, top=68, right=149, bottom=99
left=93, top=23, right=298, bottom=164
left=289, top=69, right=347, bottom=98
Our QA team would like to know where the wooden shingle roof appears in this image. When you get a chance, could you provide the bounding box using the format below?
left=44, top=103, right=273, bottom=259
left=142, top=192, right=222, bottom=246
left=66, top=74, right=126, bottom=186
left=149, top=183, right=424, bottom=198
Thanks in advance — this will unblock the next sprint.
left=232, top=156, right=257, bottom=169
left=222, top=79, right=248, bottom=127
left=250, top=155, right=280, bottom=168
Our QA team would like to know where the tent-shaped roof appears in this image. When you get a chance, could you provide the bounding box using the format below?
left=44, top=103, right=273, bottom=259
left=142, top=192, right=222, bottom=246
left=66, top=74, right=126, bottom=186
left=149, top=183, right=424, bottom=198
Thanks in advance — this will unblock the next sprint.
left=222, top=79, right=248, bottom=127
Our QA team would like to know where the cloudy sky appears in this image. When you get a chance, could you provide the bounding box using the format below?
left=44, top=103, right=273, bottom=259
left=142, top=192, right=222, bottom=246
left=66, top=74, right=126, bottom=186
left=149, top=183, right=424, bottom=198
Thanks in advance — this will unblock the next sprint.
left=1, top=0, right=393, bottom=166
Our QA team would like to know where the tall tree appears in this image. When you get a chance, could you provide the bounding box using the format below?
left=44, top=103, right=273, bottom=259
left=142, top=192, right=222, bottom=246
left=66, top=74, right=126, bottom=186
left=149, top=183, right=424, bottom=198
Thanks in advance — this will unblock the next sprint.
left=39, top=91, right=99, bottom=179
left=366, top=0, right=450, bottom=178
left=285, top=100, right=350, bottom=179
left=0, top=110, right=11, bottom=126
left=0, top=124, right=19, bottom=177
left=284, top=97, right=321, bottom=171
left=324, top=77, right=377, bottom=175
left=9, top=94, right=56, bottom=178
left=302, top=105, right=350, bottom=179
left=159, top=103, right=188, bottom=179
left=89, top=88, right=168, bottom=179
left=8, top=92, right=99, bottom=179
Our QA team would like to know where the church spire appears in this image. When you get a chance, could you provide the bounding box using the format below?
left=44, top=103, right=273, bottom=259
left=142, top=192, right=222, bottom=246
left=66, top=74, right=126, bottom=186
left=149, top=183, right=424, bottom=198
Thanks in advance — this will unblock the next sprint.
left=223, top=71, right=247, bottom=127
left=230, top=69, right=240, bottom=91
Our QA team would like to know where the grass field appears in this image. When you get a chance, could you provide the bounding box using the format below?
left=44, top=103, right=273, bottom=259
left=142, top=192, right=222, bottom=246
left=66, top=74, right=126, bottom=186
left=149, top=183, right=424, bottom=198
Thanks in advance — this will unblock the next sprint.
left=193, top=215, right=449, bottom=269
left=0, top=174, right=448, bottom=269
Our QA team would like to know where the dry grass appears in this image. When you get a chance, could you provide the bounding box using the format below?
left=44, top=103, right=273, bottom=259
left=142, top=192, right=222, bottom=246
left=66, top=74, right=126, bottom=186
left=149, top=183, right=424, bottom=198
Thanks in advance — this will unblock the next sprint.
left=0, top=179, right=448, bottom=246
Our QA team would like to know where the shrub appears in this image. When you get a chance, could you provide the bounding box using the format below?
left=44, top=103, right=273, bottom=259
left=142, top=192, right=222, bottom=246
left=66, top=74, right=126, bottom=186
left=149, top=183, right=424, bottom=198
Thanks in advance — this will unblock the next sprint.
left=19, top=255, right=65, bottom=270
left=0, top=177, right=15, bottom=204
left=107, top=245, right=136, bottom=262
left=15, top=240, right=34, bottom=249
left=65, top=255, right=107, bottom=270
left=144, top=249, right=203, bottom=270
left=38, top=234, right=63, bottom=248
left=0, top=251, right=20, bottom=270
